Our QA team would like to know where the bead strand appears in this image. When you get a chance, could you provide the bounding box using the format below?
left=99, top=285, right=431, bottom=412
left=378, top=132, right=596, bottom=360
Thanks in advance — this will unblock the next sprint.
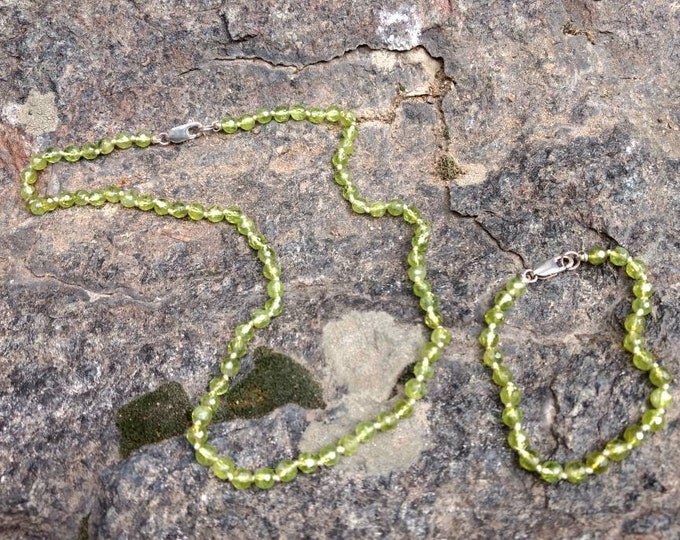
left=20, top=104, right=450, bottom=490
left=479, top=246, right=673, bottom=484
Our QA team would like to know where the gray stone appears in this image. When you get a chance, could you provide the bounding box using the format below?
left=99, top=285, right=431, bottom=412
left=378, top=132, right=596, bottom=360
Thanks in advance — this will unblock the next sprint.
left=0, top=0, right=678, bottom=539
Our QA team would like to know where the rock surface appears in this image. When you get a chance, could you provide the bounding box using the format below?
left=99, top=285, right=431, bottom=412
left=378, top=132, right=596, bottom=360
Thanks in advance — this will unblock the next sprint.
left=0, top=1, right=678, bottom=538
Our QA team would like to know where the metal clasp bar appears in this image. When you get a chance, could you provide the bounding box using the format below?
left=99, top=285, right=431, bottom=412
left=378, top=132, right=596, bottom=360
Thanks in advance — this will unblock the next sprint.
left=522, top=251, right=583, bottom=283
left=159, top=122, right=204, bottom=144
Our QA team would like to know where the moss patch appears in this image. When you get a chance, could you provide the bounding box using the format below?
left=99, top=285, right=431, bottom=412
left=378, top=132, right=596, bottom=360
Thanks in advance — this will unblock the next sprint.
left=77, top=514, right=90, bottom=540
left=214, top=347, right=325, bottom=422
left=437, top=155, right=463, bottom=181
left=115, top=381, right=192, bottom=458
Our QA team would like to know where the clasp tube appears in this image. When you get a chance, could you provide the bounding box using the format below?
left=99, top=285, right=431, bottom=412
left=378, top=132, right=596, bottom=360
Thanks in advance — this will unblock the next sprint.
left=165, top=122, right=203, bottom=144
left=522, top=251, right=582, bottom=283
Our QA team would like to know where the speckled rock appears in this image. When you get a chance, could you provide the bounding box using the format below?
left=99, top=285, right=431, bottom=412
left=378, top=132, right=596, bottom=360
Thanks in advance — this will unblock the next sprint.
left=0, top=0, right=678, bottom=539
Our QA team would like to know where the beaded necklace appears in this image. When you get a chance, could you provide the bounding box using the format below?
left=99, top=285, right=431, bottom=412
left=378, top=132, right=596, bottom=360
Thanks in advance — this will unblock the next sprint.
left=18, top=104, right=450, bottom=490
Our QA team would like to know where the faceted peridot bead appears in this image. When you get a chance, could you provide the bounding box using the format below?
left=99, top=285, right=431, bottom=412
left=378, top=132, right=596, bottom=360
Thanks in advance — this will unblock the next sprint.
left=518, top=449, right=540, bottom=471
left=28, top=198, right=47, bottom=215
left=187, top=202, right=205, bottom=220
left=318, top=445, right=339, bottom=466
left=404, top=378, right=426, bottom=400
left=351, top=198, right=369, bottom=214
left=308, top=106, right=325, bottom=124
left=376, top=411, right=398, bottom=431
left=57, top=192, right=75, bottom=208
left=267, top=279, right=283, bottom=299
left=632, top=298, right=652, bottom=316
left=494, top=291, right=514, bottom=311
left=338, top=434, right=359, bottom=456
left=112, top=132, right=133, bottom=149
left=623, top=333, right=644, bottom=353
left=623, top=424, right=645, bottom=447
left=89, top=190, right=106, bottom=207
left=387, top=199, right=405, bottom=216
left=501, top=405, right=523, bottom=427
left=220, top=358, right=241, bottom=377
left=81, top=143, right=99, bottom=159
left=430, top=327, right=452, bottom=348
left=272, top=105, right=290, bottom=123
left=507, top=429, right=529, bottom=451
left=43, top=147, right=62, bottom=164
left=248, top=232, right=267, bottom=250
left=211, top=456, right=235, bottom=480
left=492, top=365, right=513, bottom=386
left=297, top=453, right=318, bottom=474
left=624, top=313, right=645, bottom=334
left=334, top=169, right=351, bottom=186
left=564, top=461, right=587, bottom=484
left=641, top=408, right=666, bottom=432
left=324, top=105, right=341, bottom=123
left=339, top=110, right=356, bottom=127
left=236, top=215, right=255, bottom=235
left=626, top=259, right=648, bottom=279
left=355, top=421, right=376, bottom=442
left=289, top=104, right=307, bottom=121
left=414, top=360, right=434, bottom=381
left=478, top=327, right=499, bottom=349
left=136, top=194, right=154, bottom=211
left=604, top=439, right=630, bottom=462
left=251, top=309, right=271, bottom=329
left=609, top=246, right=629, bottom=266
left=632, top=349, right=655, bottom=371
left=20, top=183, right=37, bottom=201
left=20, top=167, right=38, bottom=184
left=585, top=451, right=609, bottom=474
left=649, top=388, right=672, bottom=409
left=62, top=145, right=82, bottom=162
left=231, top=469, right=254, bottom=490
left=104, top=186, right=121, bottom=203
left=152, top=198, right=169, bottom=215
left=98, top=137, right=115, bottom=154
left=402, top=206, right=420, bottom=224
left=74, top=190, right=91, bottom=206
left=255, top=108, right=273, bottom=124
left=192, top=405, right=213, bottom=426
left=484, top=307, right=505, bottom=326
left=419, top=342, right=442, bottom=363
left=120, top=190, right=137, bottom=208
left=133, top=131, right=152, bottom=148
left=407, top=265, right=426, bottom=282
left=254, top=467, right=276, bottom=489
left=482, top=348, right=503, bottom=368
left=393, top=398, right=414, bottom=419
left=587, top=247, right=608, bottom=265
left=633, top=280, right=654, bottom=299
left=43, top=198, right=58, bottom=212
left=30, top=154, right=47, bottom=171
left=275, top=459, right=298, bottom=482
left=168, top=201, right=188, bottom=218
left=200, top=393, right=220, bottom=409
left=649, top=366, right=673, bottom=387
left=224, top=207, right=241, bottom=224
left=264, top=297, right=283, bottom=317
left=208, top=376, right=230, bottom=395
left=505, top=277, right=526, bottom=298
left=186, top=426, right=208, bottom=447
left=500, top=383, right=521, bottom=406
left=342, top=123, right=358, bottom=142
left=221, top=116, right=238, bottom=133
left=195, top=443, right=218, bottom=466
left=238, top=115, right=256, bottom=131
left=539, top=461, right=563, bottom=484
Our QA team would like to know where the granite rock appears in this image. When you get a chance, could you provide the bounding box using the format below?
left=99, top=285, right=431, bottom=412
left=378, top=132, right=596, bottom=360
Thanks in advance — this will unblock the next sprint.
left=0, top=0, right=678, bottom=539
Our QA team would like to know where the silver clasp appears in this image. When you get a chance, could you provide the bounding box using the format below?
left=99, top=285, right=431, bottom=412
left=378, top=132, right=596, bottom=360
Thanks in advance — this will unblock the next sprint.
left=522, top=251, right=583, bottom=283
left=157, top=122, right=204, bottom=145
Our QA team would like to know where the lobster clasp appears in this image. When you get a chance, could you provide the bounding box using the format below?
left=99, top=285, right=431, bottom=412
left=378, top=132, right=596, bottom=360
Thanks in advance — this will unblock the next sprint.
left=160, top=122, right=204, bottom=144
left=522, top=251, right=583, bottom=283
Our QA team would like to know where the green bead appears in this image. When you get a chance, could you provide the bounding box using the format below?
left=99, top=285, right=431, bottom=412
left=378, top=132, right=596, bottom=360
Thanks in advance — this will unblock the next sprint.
left=208, top=376, right=230, bottom=395
left=264, top=297, right=283, bottom=317
left=192, top=405, right=212, bottom=426
left=649, top=366, right=673, bottom=387
left=539, top=461, right=563, bottom=484
left=386, top=199, right=405, bottom=216
left=423, top=310, right=442, bottom=332
left=324, top=105, right=341, bottom=123
left=43, top=147, right=62, bottom=164
left=507, top=429, right=529, bottom=451
left=297, top=453, right=318, bottom=474
left=153, top=198, right=170, bottom=215
left=168, top=201, right=188, bottom=218
left=267, top=279, right=283, bottom=299
left=318, top=444, right=339, bottom=465
left=402, top=206, right=420, bottom=224
left=339, top=110, right=356, bottom=127
left=308, top=106, right=325, bottom=124
left=478, top=327, right=499, bottom=349
left=20, top=183, right=37, bottom=201
left=334, top=169, right=351, bottom=186
left=585, top=451, right=609, bottom=475
left=626, top=259, right=648, bottom=279
left=407, top=265, right=426, bottom=282
left=609, top=246, right=629, bottom=266
left=251, top=309, right=271, bottom=329
left=231, top=469, right=254, bottom=490
left=263, top=262, right=281, bottom=280
left=98, top=138, right=115, bottom=154
left=187, top=202, right=205, bottom=220
left=89, top=190, right=106, bottom=207
left=186, top=426, right=208, bottom=447
left=342, top=123, right=358, bottom=142
left=57, top=191, right=75, bottom=208
left=404, top=378, right=426, bottom=400
left=355, top=421, right=376, bottom=442
left=604, top=439, right=630, bottom=462
left=482, top=348, right=503, bottom=368
left=238, top=115, right=256, bottom=131
left=220, top=116, right=238, bottom=133
left=136, top=194, right=154, bottom=211
left=200, top=393, right=220, bottom=410
left=587, top=247, right=608, bottom=265
left=505, top=277, right=526, bottom=298
left=641, top=408, right=666, bottom=432
left=20, top=167, right=38, bottom=184
left=234, top=322, right=255, bottom=340
left=623, top=332, right=644, bottom=353
left=649, top=388, right=672, bottom=409
left=632, top=349, right=656, bottom=371
left=351, top=197, right=369, bottom=214
left=500, top=383, right=521, bottom=406
left=272, top=105, right=290, bottom=123
left=220, top=357, right=241, bottom=377
left=492, top=365, right=513, bottom=386
left=413, top=360, right=434, bottom=381
left=43, top=197, right=57, bottom=212
left=30, top=154, right=47, bottom=170
left=255, top=108, right=273, bottom=124
left=494, top=291, right=515, bottom=311
left=27, top=198, right=47, bottom=215
left=254, top=467, right=276, bottom=489
left=104, top=186, right=121, bottom=203
left=62, top=145, right=82, bottom=162
left=413, top=280, right=432, bottom=298
left=376, top=411, right=398, bottom=431
left=120, top=190, right=137, bottom=208
left=247, top=232, right=267, bottom=250
left=419, top=292, right=438, bottom=311
left=632, top=298, right=652, bottom=316
left=501, top=405, right=523, bottom=427
left=408, top=249, right=425, bottom=267
left=133, top=131, right=152, bottom=147
left=290, top=104, right=307, bottom=121
left=623, top=424, right=645, bottom=447
left=633, top=280, right=654, bottom=299
left=81, top=143, right=99, bottom=160
left=74, top=190, right=91, bottom=206
left=419, top=342, right=442, bottom=363
left=195, top=443, right=218, bottom=466
left=112, top=132, right=133, bottom=149
left=393, top=398, right=414, bottom=419
left=624, top=313, right=646, bottom=334
left=211, top=456, right=235, bottom=480
left=236, top=215, right=255, bottom=235
left=338, top=434, right=360, bottom=456
left=564, top=461, right=587, bottom=484
left=275, top=459, right=298, bottom=482
left=484, top=307, right=505, bottom=326
left=517, top=449, right=540, bottom=472
left=430, top=327, right=452, bottom=348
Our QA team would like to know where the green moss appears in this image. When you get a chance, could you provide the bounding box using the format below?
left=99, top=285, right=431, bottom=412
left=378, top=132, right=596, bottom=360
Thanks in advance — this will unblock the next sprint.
left=77, top=514, right=90, bottom=540
left=437, top=155, right=463, bottom=181
left=214, top=347, right=326, bottom=422
left=115, top=381, right=192, bottom=458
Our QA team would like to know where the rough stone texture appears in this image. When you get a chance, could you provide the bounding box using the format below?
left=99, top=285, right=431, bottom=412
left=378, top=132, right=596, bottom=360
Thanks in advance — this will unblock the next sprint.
left=0, top=1, right=678, bottom=539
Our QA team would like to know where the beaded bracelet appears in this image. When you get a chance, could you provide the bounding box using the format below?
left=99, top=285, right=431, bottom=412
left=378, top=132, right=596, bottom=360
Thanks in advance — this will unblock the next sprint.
left=479, top=248, right=673, bottom=484
left=18, top=105, right=450, bottom=490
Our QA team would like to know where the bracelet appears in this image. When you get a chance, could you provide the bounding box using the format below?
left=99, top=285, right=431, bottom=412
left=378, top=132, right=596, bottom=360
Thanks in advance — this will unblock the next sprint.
left=479, top=248, right=673, bottom=484
left=18, top=104, right=451, bottom=490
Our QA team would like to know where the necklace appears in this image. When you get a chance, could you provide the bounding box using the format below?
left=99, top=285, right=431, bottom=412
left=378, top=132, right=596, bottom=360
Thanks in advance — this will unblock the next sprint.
left=18, top=104, right=450, bottom=490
